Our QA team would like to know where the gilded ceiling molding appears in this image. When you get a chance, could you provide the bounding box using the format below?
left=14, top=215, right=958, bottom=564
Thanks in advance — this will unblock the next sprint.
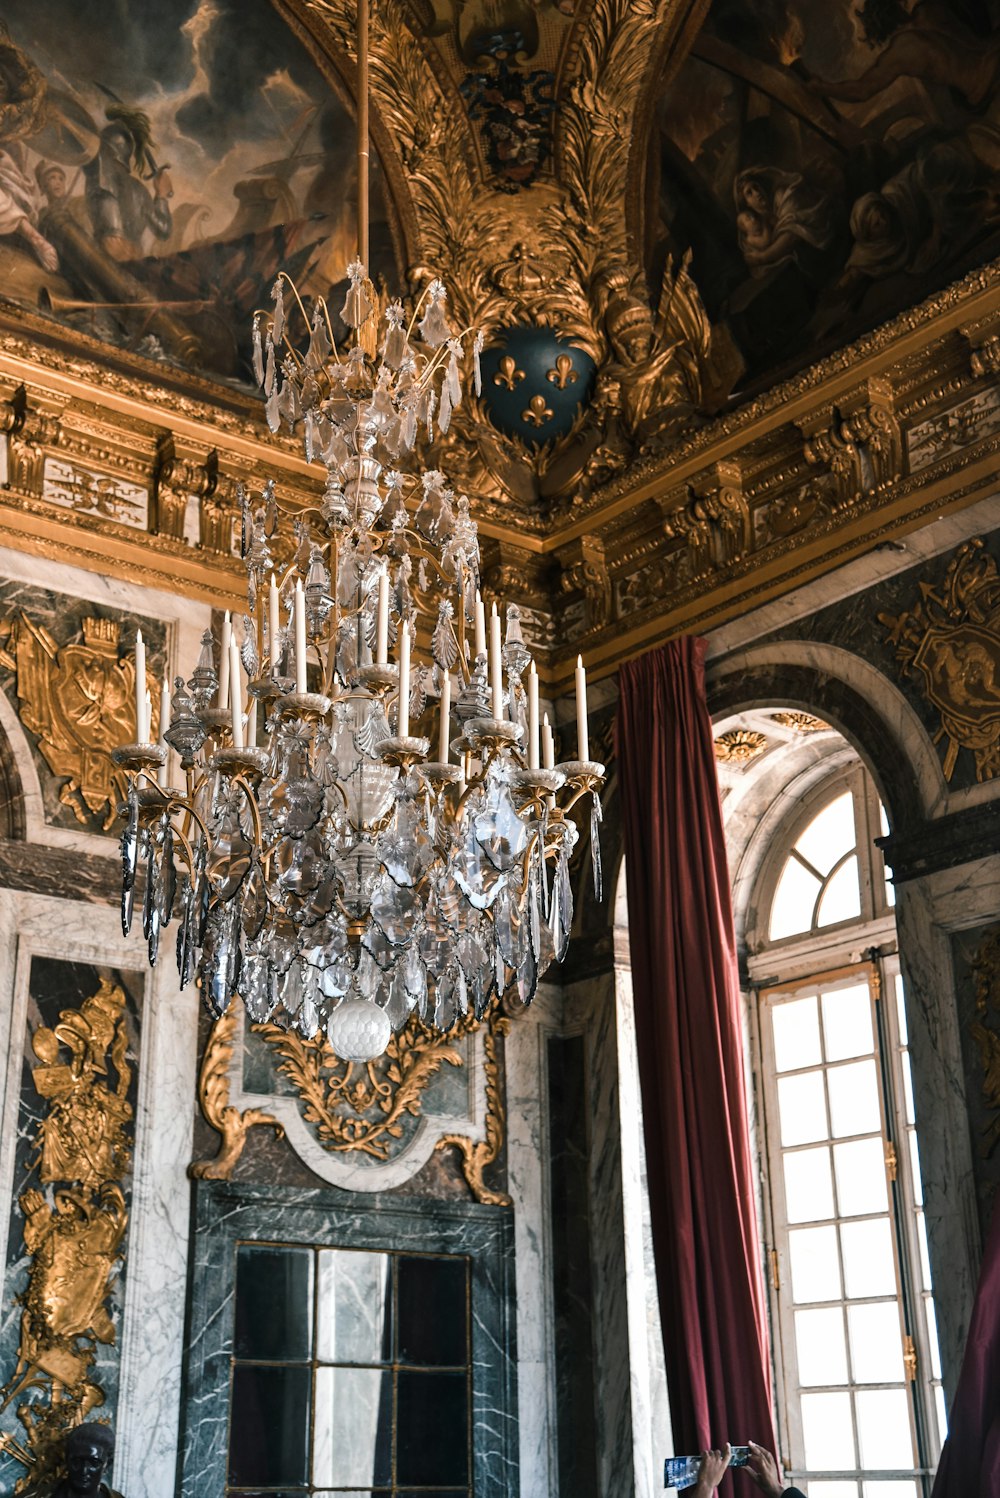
left=435, top=1013, right=512, bottom=1207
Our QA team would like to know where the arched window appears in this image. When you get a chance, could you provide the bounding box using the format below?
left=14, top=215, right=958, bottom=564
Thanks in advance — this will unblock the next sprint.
left=741, top=756, right=944, bottom=1495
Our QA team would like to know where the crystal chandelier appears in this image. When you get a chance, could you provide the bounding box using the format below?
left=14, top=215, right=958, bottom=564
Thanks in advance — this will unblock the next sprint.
left=112, top=1, right=604, bottom=1063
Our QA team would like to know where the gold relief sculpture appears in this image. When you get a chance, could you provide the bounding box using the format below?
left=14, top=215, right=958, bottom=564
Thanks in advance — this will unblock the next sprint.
left=0, top=978, right=132, bottom=1492
left=547, top=355, right=578, bottom=391
left=522, top=394, right=554, bottom=429
left=880, top=538, right=1000, bottom=782
left=253, top=1013, right=474, bottom=1162
left=493, top=357, right=525, bottom=393
left=0, top=614, right=156, bottom=830
left=435, top=1014, right=512, bottom=1208
left=189, top=1009, right=283, bottom=1181
left=192, top=1002, right=512, bottom=1202
left=970, top=928, right=1000, bottom=1156
left=714, top=729, right=768, bottom=765
left=558, top=534, right=611, bottom=633
left=771, top=712, right=830, bottom=734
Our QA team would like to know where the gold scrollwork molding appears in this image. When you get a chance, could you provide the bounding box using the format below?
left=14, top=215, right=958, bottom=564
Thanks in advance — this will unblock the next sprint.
left=879, top=537, right=1000, bottom=782
left=189, top=1009, right=283, bottom=1181
left=0, top=978, right=132, bottom=1491
left=798, top=379, right=901, bottom=509
left=660, top=459, right=748, bottom=581
left=435, top=1014, right=512, bottom=1207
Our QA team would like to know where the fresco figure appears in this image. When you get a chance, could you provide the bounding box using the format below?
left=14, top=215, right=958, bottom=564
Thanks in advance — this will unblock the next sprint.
left=733, top=167, right=835, bottom=278
left=0, top=37, right=57, bottom=272
left=84, top=110, right=172, bottom=262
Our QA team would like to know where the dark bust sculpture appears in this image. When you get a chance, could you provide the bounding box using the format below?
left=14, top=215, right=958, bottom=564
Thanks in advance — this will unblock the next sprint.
left=26, top=1424, right=123, bottom=1498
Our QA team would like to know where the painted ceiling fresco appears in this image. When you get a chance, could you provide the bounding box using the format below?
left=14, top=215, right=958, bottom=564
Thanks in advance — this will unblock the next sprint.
left=0, top=2, right=398, bottom=392
left=651, top=0, right=1000, bottom=389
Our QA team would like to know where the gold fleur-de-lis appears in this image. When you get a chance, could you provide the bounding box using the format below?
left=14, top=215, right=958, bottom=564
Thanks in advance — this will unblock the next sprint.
left=522, top=394, right=554, bottom=427
left=493, top=355, right=525, bottom=392
left=546, top=354, right=578, bottom=390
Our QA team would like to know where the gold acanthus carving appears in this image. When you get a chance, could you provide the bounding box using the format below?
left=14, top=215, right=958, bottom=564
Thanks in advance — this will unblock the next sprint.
left=153, top=434, right=218, bottom=543
left=189, top=1009, right=283, bottom=1181
left=879, top=537, right=1000, bottom=782
left=0, top=613, right=157, bottom=830
left=660, top=459, right=749, bottom=581
left=192, top=1004, right=512, bottom=1204
left=0, top=978, right=132, bottom=1491
left=970, top=927, right=1000, bottom=1157
left=435, top=1013, right=512, bottom=1207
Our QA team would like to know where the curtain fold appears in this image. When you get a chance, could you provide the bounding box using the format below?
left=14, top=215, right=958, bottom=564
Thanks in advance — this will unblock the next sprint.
left=931, top=1199, right=1000, bottom=1497
left=617, top=638, right=776, bottom=1488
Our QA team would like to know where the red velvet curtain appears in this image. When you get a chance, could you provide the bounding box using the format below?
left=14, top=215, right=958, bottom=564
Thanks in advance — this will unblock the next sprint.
left=617, top=638, right=776, bottom=1488
left=932, top=1199, right=1000, bottom=1497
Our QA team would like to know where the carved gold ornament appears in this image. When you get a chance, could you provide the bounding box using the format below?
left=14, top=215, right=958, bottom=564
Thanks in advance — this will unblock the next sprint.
left=188, top=1008, right=283, bottom=1181
left=436, top=1013, right=512, bottom=1207
left=771, top=712, right=830, bottom=733
left=0, top=978, right=132, bottom=1492
left=1, top=614, right=157, bottom=830
left=493, top=356, right=526, bottom=392
left=522, top=394, right=554, bottom=428
left=714, top=728, right=768, bottom=765
left=192, top=1005, right=510, bottom=1203
left=880, top=538, right=1000, bottom=782
left=971, top=927, right=1000, bottom=1158
left=547, top=355, right=578, bottom=391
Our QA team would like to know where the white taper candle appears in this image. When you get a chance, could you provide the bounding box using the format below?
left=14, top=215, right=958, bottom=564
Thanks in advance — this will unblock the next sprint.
left=157, top=675, right=171, bottom=787
left=247, top=697, right=258, bottom=748
left=474, top=590, right=487, bottom=659
left=575, top=654, right=589, bottom=762
left=489, top=602, right=503, bottom=719
left=527, top=661, right=539, bottom=770
left=294, top=580, right=307, bottom=694
left=376, top=570, right=389, bottom=665
left=229, top=638, right=244, bottom=748
left=218, top=610, right=232, bottom=709
left=398, top=618, right=410, bottom=737
left=134, top=629, right=146, bottom=741
left=144, top=690, right=152, bottom=748
left=268, top=573, right=280, bottom=671
left=542, top=712, right=555, bottom=771
left=438, top=669, right=451, bottom=763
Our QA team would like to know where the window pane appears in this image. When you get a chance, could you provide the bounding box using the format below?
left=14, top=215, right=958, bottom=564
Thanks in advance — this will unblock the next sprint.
left=228, top=1365, right=311, bottom=1489
left=316, top=1249, right=391, bottom=1364
left=397, top=1256, right=468, bottom=1366
left=827, top=1060, right=881, bottom=1139
left=935, top=1385, right=948, bottom=1441
left=796, top=791, right=855, bottom=876
left=809, top=1486, right=858, bottom=1498
left=784, top=1146, right=835, bottom=1224
left=795, top=1306, right=848, bottom=1385
left=833, top=1138, right=888, bottom=1217
left=822, top=985, right=874, bottom=1062
left=840, top=1219, right=897, bottom=1299
left=848, top=1302, right=904, bottom=1382
left=895, top=975, right=908, bottom=1045
left=916, top=1212, right=932, bottom=1291
left=855, top=1389, right=914, bottom=1469
left=772, top=995, right=822, bottom=1072
left=789, top=1225, right=842, bottom=1303
left=313, top=1367, right=392, bottom=1489
left=925, top=1297, right=942, bottom=1380
left=900, top=1055, right=915, bottom=1126
left=864, top=1485, right=918, bottom=1498
left=771, top=859, right=821, bottom=940
left=234, top=1245, right=313, bottom=1362
left=909, top=1132, right=923, bottom=1207
left=396, top=1371, right=468, bottom=1485
left=777, top=1071, right=829, bottom=1147
left=801, top=1390, right=855, bottom=1469
left=818, top=856, right=862, bottom=927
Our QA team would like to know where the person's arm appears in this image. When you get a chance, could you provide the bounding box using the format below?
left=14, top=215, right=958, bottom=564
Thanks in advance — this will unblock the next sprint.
left=744, top=1442, right=783, bottom=1498
left=693, top=1444, right=732, bottom=1497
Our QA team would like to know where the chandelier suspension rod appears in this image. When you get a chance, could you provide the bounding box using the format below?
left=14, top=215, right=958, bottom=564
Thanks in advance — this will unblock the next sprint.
left=357, top=0, right=370, bottom=268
